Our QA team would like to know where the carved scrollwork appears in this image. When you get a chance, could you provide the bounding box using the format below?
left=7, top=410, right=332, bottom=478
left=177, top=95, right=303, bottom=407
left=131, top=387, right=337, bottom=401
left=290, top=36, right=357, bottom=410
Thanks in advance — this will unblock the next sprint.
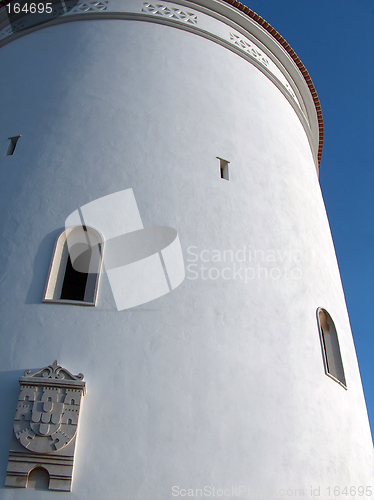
left=24, top=360, right=84, bottom=381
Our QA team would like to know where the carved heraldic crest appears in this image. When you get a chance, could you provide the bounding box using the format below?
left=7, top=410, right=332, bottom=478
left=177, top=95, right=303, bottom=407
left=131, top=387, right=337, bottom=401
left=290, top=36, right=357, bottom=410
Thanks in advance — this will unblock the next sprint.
left=5, top=361, right=86, bottom=492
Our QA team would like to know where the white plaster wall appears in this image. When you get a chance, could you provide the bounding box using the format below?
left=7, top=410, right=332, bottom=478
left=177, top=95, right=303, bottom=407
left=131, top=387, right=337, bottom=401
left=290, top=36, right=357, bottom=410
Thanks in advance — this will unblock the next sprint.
left=0, top=15, right=372, bottom=500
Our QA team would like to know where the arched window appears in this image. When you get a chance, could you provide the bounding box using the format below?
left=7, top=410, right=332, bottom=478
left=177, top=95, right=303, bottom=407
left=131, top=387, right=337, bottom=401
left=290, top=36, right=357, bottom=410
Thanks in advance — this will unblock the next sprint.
left=317, top=308, right=346, bottom=388
left=43, top=226, right=103, bottom=306
left=27, top=467, right=50, bottom=490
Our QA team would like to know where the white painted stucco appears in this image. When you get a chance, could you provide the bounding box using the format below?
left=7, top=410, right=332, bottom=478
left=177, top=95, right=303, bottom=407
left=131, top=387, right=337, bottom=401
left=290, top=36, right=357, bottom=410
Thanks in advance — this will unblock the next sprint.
left=0, top=2, right=373, bottom=499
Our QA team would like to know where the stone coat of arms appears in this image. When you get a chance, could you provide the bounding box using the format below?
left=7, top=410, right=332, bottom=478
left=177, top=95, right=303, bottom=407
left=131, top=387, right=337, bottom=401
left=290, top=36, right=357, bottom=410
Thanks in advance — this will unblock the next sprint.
left=5, top=360, right=86, bottom=491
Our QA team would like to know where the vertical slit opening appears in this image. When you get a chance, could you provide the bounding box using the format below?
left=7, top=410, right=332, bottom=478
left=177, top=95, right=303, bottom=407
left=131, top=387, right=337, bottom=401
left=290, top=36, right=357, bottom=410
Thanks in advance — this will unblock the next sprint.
left=5, top=136, right=21, bottom=156
left=218, top=157, right=230, bottom=180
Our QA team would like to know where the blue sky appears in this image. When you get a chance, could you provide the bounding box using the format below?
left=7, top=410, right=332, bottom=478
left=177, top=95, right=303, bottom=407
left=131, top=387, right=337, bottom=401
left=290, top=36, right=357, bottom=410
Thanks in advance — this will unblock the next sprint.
left=241, top=0, right=374, bottom=438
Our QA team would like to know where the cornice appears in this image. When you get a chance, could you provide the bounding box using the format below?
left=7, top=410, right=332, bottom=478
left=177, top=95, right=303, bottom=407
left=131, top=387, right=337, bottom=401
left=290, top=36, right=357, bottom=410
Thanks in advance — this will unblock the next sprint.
left=221, top=0, right=323, bottom=167
left=0, top=0, right=322, bottom=170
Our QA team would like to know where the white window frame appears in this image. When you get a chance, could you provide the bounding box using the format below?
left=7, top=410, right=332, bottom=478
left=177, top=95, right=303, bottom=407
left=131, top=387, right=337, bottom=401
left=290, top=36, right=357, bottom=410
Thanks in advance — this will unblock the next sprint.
left=43, top=226, right=104, bottom=306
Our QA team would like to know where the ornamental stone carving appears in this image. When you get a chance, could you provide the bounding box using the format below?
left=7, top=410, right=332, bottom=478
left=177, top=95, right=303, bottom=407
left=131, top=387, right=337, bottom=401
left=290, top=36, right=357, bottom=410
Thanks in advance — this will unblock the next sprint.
left=5, top=361, right=86, bottom=492
left=142, top=2, right=198, bottom=24
left=229, top=32, right=270, bottom=68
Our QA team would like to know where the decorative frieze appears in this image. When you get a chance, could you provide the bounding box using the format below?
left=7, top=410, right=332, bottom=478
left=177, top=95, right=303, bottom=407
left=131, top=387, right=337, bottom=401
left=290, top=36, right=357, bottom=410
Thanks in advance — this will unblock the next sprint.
left=142, top=2, right=198, bottom=25
left=5, top=361, right=86, bottom=492
left=229, top=32, right=299, bottom=105
left=229, top=32, right=269, bottom=68
left=68, top=0, right=108, bottom=14
left=0, top=0, right=302, bottom=114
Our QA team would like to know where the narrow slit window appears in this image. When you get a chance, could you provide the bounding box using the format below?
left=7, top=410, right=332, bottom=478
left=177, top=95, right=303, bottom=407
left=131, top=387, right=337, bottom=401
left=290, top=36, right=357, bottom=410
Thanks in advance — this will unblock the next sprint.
left=43, top=226, right=103, bottom=306
left=5, top=135, right=21, bottom=156
left=218, top=157, right=230, bottom=180
left=317, top=308, right=347, bottom=388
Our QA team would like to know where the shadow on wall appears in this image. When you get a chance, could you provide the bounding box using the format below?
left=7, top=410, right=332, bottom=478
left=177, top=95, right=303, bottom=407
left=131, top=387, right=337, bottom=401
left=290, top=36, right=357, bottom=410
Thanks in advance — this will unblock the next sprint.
left=25, top=228, right=63, bottom=305
left=0, top=369, right=25, bottom=486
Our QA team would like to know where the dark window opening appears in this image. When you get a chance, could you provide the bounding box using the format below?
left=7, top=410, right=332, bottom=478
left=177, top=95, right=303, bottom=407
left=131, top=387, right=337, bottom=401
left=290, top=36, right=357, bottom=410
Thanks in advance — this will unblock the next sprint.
left=60, top=254, right=89, bottom=301
left=43, top=226, right=103, bottom=305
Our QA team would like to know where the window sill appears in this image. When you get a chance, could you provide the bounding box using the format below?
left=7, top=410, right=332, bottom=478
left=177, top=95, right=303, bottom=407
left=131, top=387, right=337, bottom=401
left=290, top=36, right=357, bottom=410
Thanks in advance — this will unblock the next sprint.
left=42, top=299, right=95, bottom=307
left=325, top=372, right=347, bottom=390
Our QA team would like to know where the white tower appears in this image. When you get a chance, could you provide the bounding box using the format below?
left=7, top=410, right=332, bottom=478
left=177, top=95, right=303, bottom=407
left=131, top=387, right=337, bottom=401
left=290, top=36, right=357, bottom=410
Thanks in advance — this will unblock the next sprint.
left=0, top=0, right=373, bottom=498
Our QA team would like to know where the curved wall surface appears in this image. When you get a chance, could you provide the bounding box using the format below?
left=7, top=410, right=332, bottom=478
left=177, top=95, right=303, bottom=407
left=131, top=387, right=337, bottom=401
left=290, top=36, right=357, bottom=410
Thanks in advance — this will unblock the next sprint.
left=0, top=2, right=373, bottom=499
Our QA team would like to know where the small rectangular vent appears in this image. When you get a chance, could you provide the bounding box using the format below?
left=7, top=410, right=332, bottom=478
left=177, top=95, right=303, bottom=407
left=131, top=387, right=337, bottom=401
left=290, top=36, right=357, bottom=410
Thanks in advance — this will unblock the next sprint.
left=5, top=136, right=21, bottom=156
left=218, top=157, right=230, bottom=180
